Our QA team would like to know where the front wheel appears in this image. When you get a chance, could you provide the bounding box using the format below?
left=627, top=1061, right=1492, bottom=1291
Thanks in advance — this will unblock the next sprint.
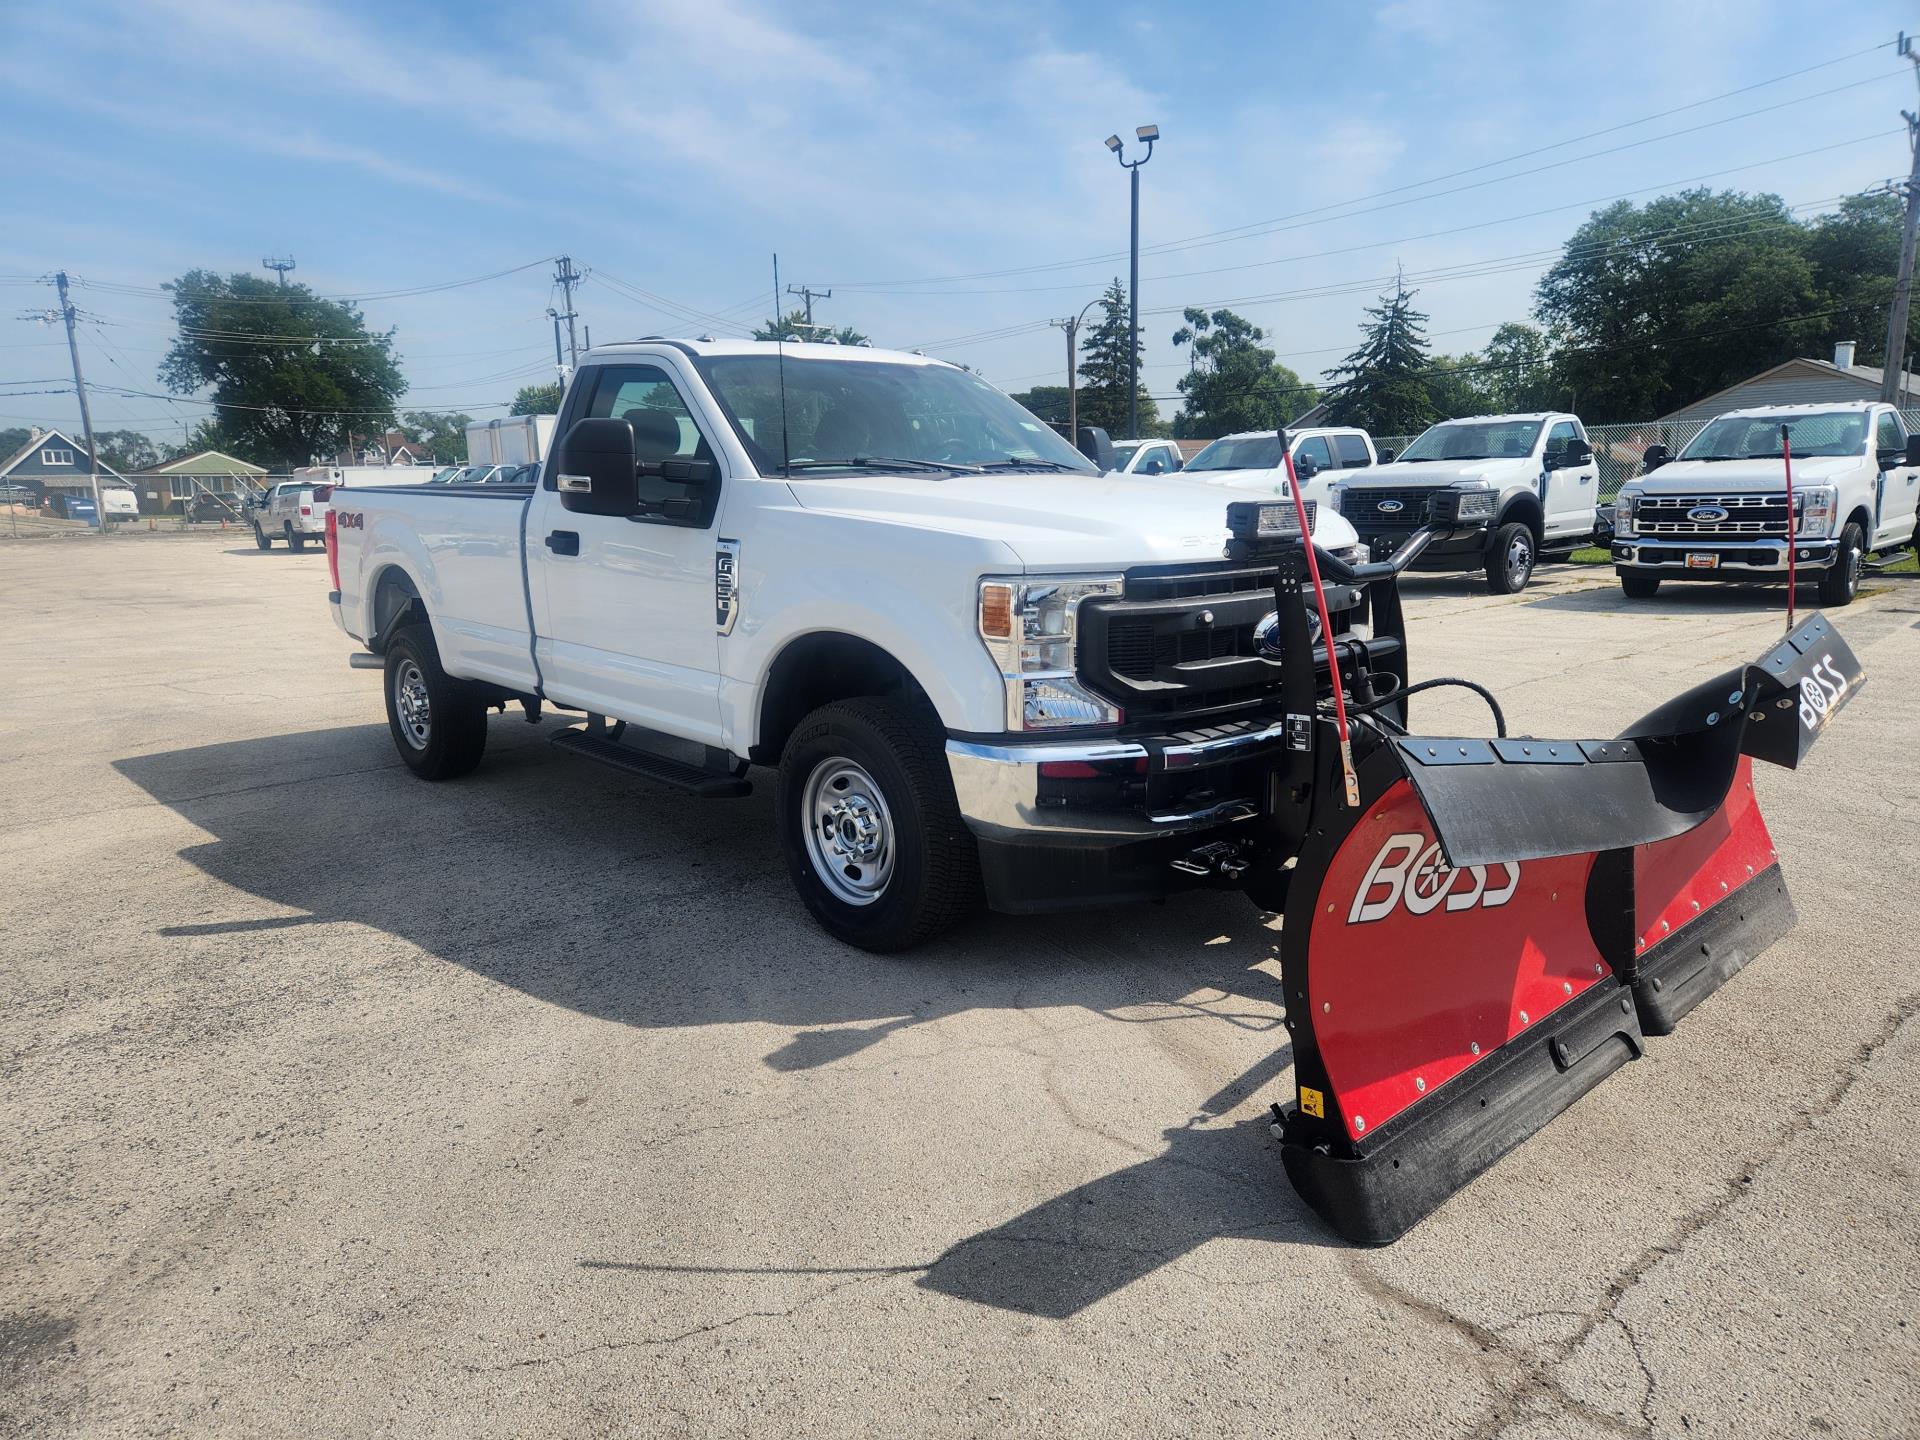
left=1619, top=571, right=1661, bottom=599
left=383, top=624, right=488, bottom=780
left=253, top=523, right=271, bottom=550
left=1484, top=521, right=1537, bottom=594
left=1817, top=522, right=1864, bottom=607
left=777, top=696, right=981, bottom=952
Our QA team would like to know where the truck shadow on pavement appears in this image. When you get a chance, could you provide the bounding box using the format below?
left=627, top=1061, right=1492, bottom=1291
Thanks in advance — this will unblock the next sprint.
left=112, top=721, right=1339, bottom=1318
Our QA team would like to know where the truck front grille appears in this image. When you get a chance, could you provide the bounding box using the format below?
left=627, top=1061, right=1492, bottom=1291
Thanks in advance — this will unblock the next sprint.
left=1636, top=493, right=1790, bottom=540
left=1080, top=563, right=1288, bottom=721
left=1343, top=487, right=1444, bottom=528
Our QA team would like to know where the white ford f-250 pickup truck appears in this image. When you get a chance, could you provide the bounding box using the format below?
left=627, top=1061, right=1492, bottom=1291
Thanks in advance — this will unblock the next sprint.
left=1323, top=412, right=1599, bottom=595
left=1611, top=401, right=1920, bottom=604
left=326, top=339, right=1382, bottom=950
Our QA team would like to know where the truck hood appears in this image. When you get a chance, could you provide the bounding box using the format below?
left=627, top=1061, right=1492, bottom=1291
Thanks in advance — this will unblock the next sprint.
left=1628, top=455, right=1857, bottom=492
left=1331, top=457, right=1539, bottom=488
left=784, top=469, right=1358, bottom=569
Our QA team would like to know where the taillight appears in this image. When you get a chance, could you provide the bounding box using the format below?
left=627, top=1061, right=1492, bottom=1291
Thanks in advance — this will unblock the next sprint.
left=325, top=510, right=341, bottom=590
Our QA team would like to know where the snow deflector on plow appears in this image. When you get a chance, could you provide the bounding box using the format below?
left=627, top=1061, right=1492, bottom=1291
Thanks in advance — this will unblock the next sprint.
left=1225, top=505, right=1864, bottom=1245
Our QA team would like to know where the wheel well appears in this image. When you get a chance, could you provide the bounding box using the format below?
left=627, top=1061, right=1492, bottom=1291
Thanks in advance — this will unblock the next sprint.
left=753, top=634, right=932, bottom=765
left=1845, top=505, right=1873, bottom=540
left=1497, top=494, right=1545, bottom=541
left=370, top=567, right=426, bottom=650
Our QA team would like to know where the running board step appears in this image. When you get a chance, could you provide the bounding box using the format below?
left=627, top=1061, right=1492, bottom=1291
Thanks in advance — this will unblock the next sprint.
left=548, top=728, right=752, bottom=797
left=1862, top=548, right=1914, bottom=571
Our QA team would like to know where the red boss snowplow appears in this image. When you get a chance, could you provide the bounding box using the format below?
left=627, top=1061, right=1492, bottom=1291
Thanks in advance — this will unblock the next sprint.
left=1218, top=473, right=1863, bottom=1245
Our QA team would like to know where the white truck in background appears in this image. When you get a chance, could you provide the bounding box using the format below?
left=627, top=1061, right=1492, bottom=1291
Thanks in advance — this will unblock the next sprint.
left=1611, top=400, right=1920, bottom=604
left=325, top=339, right=1373, bottom=951
left=465, top=414, right=557, bottom=467
left=1175, top=427, right=1380, bottom=496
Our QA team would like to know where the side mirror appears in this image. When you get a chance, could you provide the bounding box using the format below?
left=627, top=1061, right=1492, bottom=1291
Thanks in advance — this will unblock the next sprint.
left=1562, top=438, right=1593, bottom=466
left=1077, top=425, right=1115, bottom=472
left=1904, top=435, right=1920, bottom=466
left=1378, top=447, right=1397, bottom=463
left=556, top=418, right=640, bottom=515
left=1642, top=443, right=1671, bottom=472
left=1143, top=457, right=1166, bottom=475
left=1293, top=451, right=1320, bottom=480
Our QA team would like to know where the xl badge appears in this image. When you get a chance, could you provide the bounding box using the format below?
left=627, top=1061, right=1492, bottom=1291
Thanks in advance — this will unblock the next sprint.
left=715, top=539, right=741, bottom=635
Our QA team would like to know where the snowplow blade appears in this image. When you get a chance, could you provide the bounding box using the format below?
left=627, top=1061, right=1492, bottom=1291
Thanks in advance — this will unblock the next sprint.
left=1274, top=616, right=1861, bottom=1245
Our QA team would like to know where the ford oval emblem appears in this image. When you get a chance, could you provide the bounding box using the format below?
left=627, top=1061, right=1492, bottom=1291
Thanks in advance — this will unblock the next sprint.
left=1254, top=609, right=1320, bottom=656
left=1377, top=499, right=1404, bottom=513
left=1688, top=504, right=1730, bottom=523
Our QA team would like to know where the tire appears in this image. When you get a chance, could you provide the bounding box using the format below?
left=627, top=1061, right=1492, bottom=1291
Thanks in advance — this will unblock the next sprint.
left=777, top=696, right=982, bottom=952
left=285, top=522, right=307, bottom=553
left=253, top=523, right=271, bottom=550
left=1484, top=521, right=1537, bottom=594
left=1817, top=522, right=1864, bottom=607
left=382, top=623, right=488, bottom=781
left=1619, top=571, right=1661, bottom=599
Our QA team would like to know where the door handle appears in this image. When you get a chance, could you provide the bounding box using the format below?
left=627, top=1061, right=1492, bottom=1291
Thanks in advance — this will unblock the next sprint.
left=545, top=530, right=580, bottom=556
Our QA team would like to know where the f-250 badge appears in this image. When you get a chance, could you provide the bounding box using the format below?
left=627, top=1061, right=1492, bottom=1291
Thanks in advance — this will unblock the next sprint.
left=715, top=539, right=741, bottom=635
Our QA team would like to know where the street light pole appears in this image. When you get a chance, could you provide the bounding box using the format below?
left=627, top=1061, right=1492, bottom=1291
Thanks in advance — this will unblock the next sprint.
left=1105, top=124, right=1159, bottom=441
left=1049, top=297, right=1102, bottom=441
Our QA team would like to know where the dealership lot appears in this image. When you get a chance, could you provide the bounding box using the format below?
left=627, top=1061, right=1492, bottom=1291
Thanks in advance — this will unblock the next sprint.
left=2, top=536, right=1916, bottom=1438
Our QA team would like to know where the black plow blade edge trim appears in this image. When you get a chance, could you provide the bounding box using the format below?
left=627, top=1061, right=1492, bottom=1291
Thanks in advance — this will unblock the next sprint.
left=1633, top=863, right=1797, bottom=1035
left=1280, top=979, right=1644, bottom=1246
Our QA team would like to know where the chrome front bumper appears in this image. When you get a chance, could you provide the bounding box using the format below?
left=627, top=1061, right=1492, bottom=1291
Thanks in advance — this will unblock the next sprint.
left=1613, top=537, right=1836, bottom=574
left=945, top=721, right=1291, bottom=844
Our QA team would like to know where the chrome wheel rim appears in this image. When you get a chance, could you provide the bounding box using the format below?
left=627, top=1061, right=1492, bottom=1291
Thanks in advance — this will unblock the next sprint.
left=802, top=758, right=895, bottom=906
left=393, top=659, right=432, bottom=749
left=1506, top=533, right=1533, bottom=587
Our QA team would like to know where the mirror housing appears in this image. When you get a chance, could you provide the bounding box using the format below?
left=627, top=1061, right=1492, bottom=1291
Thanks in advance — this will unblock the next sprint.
left=1077, top=425, right=1115, bottom=472
left=1377, top=447, right=1396, bottom=463
left=556, top=418, right=640, bottom=515
left=1142, top=456, right=1166, bottom=475
left=1561, top=437, right=1593, bottom=466
left=1292, top=451, right=1320, bottom=480
left=1642, top=443, right=1671, bottom=472
left=1904, top=435, right=1920, bottom=467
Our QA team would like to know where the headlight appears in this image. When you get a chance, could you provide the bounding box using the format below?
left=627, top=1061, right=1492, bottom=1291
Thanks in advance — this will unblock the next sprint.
left=1615, top=489, right=1640, bottom=538
left=1795, top=485, right=1836, bottom=538
left=1327, top=482, right=1345, bottom=516
left=1454, top=487, right=1496, bottom=520
left=978, top=575, right=1124, bottom=730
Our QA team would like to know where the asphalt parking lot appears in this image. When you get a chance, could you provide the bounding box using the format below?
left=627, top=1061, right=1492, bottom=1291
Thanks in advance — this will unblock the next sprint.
left=2, top=534, right=1916, bottom=1439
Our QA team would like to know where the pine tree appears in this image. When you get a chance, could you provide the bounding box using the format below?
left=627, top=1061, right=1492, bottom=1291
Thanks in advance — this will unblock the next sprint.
left=1076, top=278, right=1161, bottom=437
left=1323, top=276, right=1437, bottom=435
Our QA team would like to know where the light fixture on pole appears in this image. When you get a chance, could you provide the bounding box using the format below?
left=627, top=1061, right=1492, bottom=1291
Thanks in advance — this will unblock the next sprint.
left=1105, top=124, right=1159, bottom=440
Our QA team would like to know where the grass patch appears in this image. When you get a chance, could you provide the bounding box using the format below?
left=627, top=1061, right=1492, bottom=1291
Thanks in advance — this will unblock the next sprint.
left=1569, top=546, right=1612, bottom=566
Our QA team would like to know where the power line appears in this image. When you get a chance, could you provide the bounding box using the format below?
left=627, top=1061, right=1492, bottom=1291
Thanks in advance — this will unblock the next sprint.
left=73, top=257, right=559, bottom=305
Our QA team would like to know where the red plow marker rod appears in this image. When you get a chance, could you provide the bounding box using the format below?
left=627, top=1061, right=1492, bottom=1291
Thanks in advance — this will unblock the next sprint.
left=1278, top=430, right=1359, bottom=807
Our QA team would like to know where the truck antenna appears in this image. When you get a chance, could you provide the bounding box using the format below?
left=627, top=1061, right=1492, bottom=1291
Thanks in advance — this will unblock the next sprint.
left=773, top=253, right=791, bottom=478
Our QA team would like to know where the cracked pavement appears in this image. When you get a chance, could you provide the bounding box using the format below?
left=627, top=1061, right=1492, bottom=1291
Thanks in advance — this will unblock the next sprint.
left=1, top=538, right=1915, bottom=1438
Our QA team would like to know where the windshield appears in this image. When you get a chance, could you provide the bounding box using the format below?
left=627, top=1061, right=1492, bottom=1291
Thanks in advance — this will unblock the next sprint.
left=1185, top=435, right=1283, bottom=471
left=690, top=355, right=1097, bottom=475
left=1110, top=441, right=1144, bottom=465
left=1397, top=419, right=1542, bottom=462
left=1679, top=411, right=1868, bottom=461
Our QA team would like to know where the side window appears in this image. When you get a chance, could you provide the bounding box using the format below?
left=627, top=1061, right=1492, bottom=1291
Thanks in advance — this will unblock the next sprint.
left=1333, top=434, right=1372, bottom=468
left=1293, top=435, right=1333, bottom=471
left=585, top=363, right=717, bottom=519
left=1875, top=410, right=1903, bottom=456
left=1544, top=421, right=1578, bottom=460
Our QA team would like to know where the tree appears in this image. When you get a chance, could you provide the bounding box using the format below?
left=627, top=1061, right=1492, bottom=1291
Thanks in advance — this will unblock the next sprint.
left=1421, top=355, right=1487, bottom=421
left=753, top=309, right=869, bottom=346
left=1806, top=192, right=1911, bottom=370
left=1323, top=279, right=1439, bottom=434
left=178, top=417, right=268, bottom=466
left=1168, top=307, right=1313, bottom=438
left=1077, top=278, right=1162, bottom=437
left=510, top=383, right=563, bottom=416
left=1008, top=385, right=1070, bottom=425
left=0, top=427, right=31, bottom=461
left=1474, top=322, right=1559, bottom=413
left=159, top=271, right=403, bottom=470
left=402, top=411, right=473, bottom=464
left=93, top=430, right=160, bottom=473
left=1534, top=190, right=1822, bottom=421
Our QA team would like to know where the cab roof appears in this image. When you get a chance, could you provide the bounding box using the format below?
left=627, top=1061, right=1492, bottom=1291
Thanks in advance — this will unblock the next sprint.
left=580, top=337, right=951, bottom=367
left=1710, top=400, right=1884, bottom=420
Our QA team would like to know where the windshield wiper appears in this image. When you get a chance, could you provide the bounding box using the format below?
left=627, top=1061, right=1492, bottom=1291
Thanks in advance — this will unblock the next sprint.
left=786, top=456, right=984, bottom=475
left=979, top=457, right=1080, bottom=471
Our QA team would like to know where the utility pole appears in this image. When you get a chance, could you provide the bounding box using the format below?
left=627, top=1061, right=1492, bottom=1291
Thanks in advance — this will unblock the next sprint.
left=1880, top=35, right=1920, bottom=405
left=554, top=256, right=582, bottom=365
left=786, top=283, right=831, bottom=328
left=1050, top=296, right=1102, bottom=441
left=54, top=271, right=108, bottom=532
left=262, top=256, right=296, bottom=288
left=548, top=310, right=569, bottom=384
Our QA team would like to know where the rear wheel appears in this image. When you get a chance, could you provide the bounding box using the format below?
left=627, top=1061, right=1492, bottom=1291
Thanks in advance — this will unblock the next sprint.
left=1619, top=571, right=1661, bottom=599
left=285, top=522, right=307, bottom=553
left=1817, top=522, right=1864, bottom=607
left=253, top=523, right=271, bottom=550
left=777, top=696, right=981, bottom=952
left=383, top=624, right=488, bottom=780
left=1484, top=521, right=1536, bottom=594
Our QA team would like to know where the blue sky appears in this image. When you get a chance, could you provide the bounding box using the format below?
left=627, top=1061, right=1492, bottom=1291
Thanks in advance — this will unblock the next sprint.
left=5, top=0, right=1920, bottom=443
